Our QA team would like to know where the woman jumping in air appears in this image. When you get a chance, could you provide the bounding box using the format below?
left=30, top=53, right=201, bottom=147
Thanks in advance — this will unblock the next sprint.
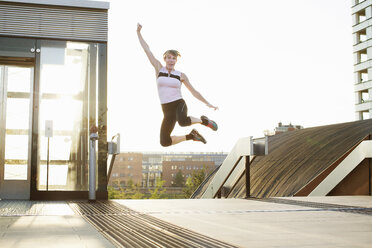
left=137, top=23, right=218, bottom=147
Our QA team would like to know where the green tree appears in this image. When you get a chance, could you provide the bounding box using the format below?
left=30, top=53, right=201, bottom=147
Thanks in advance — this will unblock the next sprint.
left=108, top=179, right=127, bottom=199
left=183, top=167, right=206, bottom=198
left=127, top=178, right=134, bottom=187
left=126, top=178, right=144, bottom=199
left=108, top=186, right=126, bottom=199
left=108, top=178, right=144, bottom=199
left=131, top=183, right=144, bottom=199
left=148, top=179, right=167, bottom=199
left=172, top=170, right=185, bottom=187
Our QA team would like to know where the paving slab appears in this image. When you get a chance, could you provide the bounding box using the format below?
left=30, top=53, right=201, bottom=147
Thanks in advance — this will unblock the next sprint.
left=115, top=197, right=372, bottom=248
left=0, top=200, right=115, bottom=248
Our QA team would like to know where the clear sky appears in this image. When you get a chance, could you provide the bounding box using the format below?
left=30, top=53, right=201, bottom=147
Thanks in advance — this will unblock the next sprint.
left=106, top=0, right=354, bottom=153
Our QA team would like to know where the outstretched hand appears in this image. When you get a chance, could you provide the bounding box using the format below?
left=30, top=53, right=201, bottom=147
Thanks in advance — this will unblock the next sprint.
left=137, top=23, right=142, bottom=32
left=207, top=103, right=219, bottom=111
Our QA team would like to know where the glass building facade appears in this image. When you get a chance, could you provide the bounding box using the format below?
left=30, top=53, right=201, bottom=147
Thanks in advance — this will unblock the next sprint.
left=0, top=0, right=109, bottom=200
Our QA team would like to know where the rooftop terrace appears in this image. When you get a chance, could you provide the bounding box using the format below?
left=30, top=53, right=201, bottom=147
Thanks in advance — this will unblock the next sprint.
left=1, top=196, right=371, bottom=247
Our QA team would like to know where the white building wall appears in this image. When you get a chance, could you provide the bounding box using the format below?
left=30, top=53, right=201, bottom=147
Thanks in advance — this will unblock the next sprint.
left=353, top=0, right=372, bottom=120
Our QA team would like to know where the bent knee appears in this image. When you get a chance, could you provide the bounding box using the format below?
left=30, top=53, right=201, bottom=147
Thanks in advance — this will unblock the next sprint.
left=160, top=137, right=172, bottom=147
left=178, top=118, right=191, bottom=127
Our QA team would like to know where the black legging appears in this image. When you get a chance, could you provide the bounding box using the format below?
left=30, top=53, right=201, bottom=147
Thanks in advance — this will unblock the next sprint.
left=160, top=99, right=191, bottom=147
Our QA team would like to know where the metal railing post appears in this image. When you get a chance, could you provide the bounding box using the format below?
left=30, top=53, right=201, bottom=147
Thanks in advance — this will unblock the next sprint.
left=89, top=132, right=98, bottom=201
left=245, top=155, right=250, bottom=198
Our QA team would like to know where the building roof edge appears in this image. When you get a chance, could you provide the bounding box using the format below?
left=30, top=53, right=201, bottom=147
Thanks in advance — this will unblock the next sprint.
left=1, top=0, right=110, bottom=9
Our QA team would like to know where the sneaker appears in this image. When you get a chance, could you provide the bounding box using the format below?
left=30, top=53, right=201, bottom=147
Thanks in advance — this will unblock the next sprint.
left=190, top=129, right=207, bottom=144
left=201, top=115, right=218, bottom=131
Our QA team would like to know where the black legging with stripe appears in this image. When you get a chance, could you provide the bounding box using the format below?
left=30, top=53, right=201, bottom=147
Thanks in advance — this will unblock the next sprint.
left=160, top=99, right=191, bottom=147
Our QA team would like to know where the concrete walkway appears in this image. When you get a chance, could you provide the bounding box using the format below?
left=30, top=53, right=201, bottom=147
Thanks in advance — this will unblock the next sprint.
left=0, top=201, right=114, bottom=248
left=115, top=196, right=372, bottom=248
left=0, top=197, right=371, bottom=247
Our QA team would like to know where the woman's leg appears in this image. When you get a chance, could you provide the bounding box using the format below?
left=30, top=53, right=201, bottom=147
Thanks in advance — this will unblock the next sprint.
left=189, top=116, right=202, bottom=124
left=175, top=99, right=207, bottom=144
left=176, top=100, right=192, bottom=127
left=177, top=100, right=201, bottom=126
left=160, top=100, right=199, bottom=146
left=160, top=100, right=209, bottom=147
left=170, top=135, right=187, bottom=145
left=160, top=103, right=177, bottom=147
left=176, top=100, right=216, bottom=129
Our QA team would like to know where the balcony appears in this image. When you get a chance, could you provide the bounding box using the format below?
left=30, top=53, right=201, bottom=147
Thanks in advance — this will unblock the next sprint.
left=352, top=0, right=372, bottom=14
left=355, top=79, right=372, bottom=90
left=353, top=38, right=372, bottom=52
left=352, top=17, right=371, bottom=34
left=355, top=100, right=372, bottom=111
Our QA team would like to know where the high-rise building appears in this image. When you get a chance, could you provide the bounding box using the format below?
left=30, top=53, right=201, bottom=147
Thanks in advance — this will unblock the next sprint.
left=352, top=0, right=372, bottom=120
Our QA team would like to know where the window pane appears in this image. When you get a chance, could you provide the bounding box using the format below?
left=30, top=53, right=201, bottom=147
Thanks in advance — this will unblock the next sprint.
left=4, top=164, right=27, bottom=180
left=39, top=164, right=68, bottom=187
left=6, top=98, right=30, bottom=130
left=7, top=67, right=31, bottom=92
left=5, top=135, right=28, bottom=160
left=2, top=66, right=32, bottom=182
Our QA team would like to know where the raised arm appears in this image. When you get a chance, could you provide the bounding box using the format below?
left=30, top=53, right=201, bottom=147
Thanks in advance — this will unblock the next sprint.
left=137, top=23, right=162, bottom=72
left=181, top=73, right=218, bottom=110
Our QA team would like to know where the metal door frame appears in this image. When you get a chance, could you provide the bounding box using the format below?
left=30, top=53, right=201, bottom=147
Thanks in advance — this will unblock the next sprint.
left=0, top=64, right=34, bottom=199
left=0, top=37, right=36, bottom=199
left=0, top=36, right=108, bottom=200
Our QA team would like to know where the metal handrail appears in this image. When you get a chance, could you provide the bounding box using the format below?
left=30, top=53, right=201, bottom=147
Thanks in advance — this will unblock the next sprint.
left=200, top=136, right=268, bottom=199
left=107, top=133, right=120, bottom=182
left=190, top=164, right=221, bottom=199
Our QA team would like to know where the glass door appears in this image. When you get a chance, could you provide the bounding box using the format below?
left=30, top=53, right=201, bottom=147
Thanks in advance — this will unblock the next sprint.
left=0, top=65, right=33, bottom=199
left=36, top=40, right=89, bottom=191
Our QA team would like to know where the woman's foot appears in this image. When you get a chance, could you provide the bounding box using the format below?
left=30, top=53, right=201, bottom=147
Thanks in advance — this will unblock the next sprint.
left=201, top=116, right=218, bottom=131
left=189, top=129, right=207, bottom=144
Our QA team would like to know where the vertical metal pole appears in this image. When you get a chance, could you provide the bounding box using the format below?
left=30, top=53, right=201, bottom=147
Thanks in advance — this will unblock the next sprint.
left=369, top=135, right=371, bottom=196
left=46, top=137, right=49, bottom=191
left=369, top=158, right=371, bottom=196
left=245, top=155, right=250, bottom=198
left=89, top=133, right=98, bottom=201
left=0, top=66, right=5, bottom=188
left=97, top=43, right=108, bottom=196
left=30, top=39, right=40, bottom=199
left=88, top=43, right=97, bottom=190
